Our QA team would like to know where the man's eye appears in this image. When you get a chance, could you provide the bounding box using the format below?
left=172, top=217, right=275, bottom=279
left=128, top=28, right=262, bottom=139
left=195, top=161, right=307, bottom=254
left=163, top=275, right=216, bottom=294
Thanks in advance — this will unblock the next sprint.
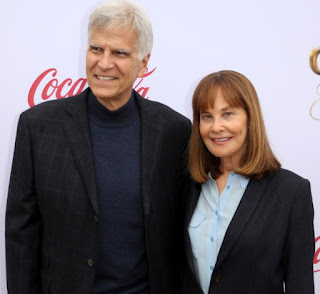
left=90, top=46, right=102, bottom=53
left=115, top=50, right=129, bottom=56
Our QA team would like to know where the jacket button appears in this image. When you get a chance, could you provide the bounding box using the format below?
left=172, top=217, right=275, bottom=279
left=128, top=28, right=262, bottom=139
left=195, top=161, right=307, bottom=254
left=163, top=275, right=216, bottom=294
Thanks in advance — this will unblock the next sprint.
left=88, top=259, right=95, bottom=267
left=214, top=274, right=222, bottom=283
left=94, top=216, right=99, bottom=223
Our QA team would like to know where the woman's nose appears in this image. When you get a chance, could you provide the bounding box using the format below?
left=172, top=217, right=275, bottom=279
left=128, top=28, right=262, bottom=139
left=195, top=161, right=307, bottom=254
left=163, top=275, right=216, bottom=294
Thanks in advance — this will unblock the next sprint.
left=210, top=118, right=224, bottom=132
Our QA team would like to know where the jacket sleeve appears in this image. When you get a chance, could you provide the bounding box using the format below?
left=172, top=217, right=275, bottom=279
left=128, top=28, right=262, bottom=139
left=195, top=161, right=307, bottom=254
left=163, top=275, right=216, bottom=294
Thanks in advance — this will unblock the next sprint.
left=5, top=113, right=42, bottom=294
left=283, top=179, right=315, bottom=294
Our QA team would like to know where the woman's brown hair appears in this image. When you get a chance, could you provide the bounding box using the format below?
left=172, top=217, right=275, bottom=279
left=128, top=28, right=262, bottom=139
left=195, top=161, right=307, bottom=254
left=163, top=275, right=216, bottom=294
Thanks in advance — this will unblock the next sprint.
left=189, top=70, right=281, bottom=183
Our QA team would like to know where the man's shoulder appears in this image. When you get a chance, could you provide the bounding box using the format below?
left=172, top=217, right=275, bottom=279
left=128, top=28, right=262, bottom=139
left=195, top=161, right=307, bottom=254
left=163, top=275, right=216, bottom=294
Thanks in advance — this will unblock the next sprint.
left=150, top=100, right=190, bottom=123
left=135, top=93, right=190, bottom=126
left=20, top=89, right=88, bottom=119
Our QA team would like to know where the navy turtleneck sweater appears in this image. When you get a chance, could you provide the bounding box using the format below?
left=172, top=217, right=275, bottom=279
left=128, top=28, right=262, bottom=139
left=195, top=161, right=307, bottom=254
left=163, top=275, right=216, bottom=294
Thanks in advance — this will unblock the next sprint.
left=88, top=91, right=150, bottom=294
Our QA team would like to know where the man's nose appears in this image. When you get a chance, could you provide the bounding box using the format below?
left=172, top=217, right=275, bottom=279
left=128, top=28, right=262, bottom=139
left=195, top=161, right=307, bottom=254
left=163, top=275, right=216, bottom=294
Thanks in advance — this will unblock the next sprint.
left=98, top=51, right=114, bottom=70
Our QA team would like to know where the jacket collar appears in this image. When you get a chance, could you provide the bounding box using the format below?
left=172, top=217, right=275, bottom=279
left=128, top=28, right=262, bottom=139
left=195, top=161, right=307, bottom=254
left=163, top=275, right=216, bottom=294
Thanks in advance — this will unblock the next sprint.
left=64, top=88, right=99, bottom=214
left=214, top=176, right=267, bottom=269
left=135, top=91, right=161, bottom=217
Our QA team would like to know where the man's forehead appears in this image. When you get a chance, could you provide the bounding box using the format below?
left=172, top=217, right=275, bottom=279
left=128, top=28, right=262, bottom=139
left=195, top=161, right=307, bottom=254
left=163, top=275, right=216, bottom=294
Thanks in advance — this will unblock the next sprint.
left=91, top=26, right=136, bottom=42
left=93, top=24, right=135, bottom=36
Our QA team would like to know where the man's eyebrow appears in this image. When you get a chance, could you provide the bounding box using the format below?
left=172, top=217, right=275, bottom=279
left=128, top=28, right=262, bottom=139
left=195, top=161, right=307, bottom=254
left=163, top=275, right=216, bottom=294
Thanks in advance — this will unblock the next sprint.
left=89, top=43, right=100, bottom=48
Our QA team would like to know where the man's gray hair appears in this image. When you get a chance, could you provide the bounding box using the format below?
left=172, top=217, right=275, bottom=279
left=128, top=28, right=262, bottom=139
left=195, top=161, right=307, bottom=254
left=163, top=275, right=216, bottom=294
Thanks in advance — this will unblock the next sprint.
left=88, top=0, right=153, bottom=60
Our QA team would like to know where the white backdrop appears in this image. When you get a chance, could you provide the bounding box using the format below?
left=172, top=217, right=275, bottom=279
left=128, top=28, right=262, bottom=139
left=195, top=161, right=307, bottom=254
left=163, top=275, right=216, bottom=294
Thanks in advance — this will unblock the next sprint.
left=1, top=0, right=320, bottom=293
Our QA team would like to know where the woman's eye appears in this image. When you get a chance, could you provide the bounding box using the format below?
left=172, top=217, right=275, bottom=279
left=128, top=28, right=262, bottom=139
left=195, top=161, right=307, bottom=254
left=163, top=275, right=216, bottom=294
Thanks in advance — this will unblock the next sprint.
left=224, top=112, right=233, bottom=117
left=200, top=114, right=212, bottom=120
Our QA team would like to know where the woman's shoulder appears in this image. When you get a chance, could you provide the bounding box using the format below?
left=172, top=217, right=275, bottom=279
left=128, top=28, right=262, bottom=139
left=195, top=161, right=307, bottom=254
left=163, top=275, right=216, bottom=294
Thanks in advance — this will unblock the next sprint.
left=271, top=168, right=309, bottom=184
left=260, top=167, right=310, bottom=196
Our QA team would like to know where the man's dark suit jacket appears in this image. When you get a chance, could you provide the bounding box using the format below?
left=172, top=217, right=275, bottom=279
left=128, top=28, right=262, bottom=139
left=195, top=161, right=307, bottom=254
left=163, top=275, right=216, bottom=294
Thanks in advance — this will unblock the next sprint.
left=181, top=168, right=315, bottom=294
left=5, top=88, right=191, bottom=294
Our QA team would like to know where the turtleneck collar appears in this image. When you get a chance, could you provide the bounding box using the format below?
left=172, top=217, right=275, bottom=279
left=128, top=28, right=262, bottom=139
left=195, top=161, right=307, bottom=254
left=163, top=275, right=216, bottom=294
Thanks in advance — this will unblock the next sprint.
left=87, top=90, right=140, bottom=128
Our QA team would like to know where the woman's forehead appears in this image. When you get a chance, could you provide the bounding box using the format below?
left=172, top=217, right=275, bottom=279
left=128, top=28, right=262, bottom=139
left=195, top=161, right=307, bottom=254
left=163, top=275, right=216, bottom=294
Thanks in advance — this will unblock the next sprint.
left=197, top=89, right=242, bottom=111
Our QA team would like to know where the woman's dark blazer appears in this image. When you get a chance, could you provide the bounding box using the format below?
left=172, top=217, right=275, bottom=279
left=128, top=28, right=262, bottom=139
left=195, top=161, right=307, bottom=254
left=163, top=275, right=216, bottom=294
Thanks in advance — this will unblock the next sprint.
left=181, top=168, right=315, bottom=294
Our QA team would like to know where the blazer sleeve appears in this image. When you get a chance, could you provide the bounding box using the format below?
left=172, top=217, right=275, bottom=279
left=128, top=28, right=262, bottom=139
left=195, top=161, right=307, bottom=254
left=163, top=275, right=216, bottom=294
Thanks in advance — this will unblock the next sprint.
left=283, top=178, right=315, bottom=294
left=5, top=113, right=42, bottom=294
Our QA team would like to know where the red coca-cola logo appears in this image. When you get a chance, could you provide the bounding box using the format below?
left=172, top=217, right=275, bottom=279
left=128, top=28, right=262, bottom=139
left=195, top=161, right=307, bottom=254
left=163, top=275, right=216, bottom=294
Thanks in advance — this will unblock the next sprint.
left=314, top=236, right=320, bottom=273
left=28, top=67, right=156, bottom=107
left=133, top=66, right=156, bottom=100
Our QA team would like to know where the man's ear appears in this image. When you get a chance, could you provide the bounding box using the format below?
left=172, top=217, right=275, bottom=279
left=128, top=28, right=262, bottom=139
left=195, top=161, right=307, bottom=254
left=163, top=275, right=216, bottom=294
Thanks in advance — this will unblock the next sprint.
left=138, top=54, right=151, bottom=78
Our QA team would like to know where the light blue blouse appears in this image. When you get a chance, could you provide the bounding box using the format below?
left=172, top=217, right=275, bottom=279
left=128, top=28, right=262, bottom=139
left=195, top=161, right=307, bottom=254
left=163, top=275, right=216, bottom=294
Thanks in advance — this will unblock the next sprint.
left=188, top=172, right=249, bottom=294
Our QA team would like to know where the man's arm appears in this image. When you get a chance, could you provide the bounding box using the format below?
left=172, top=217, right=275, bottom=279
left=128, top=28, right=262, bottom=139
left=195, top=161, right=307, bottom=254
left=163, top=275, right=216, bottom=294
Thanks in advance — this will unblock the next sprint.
left=5, top=113, right=42, bottom=294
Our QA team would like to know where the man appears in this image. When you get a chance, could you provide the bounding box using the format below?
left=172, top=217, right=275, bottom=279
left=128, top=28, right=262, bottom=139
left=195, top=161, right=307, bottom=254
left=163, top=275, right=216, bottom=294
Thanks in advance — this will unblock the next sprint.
left=5, top=1, right=191, bottom=293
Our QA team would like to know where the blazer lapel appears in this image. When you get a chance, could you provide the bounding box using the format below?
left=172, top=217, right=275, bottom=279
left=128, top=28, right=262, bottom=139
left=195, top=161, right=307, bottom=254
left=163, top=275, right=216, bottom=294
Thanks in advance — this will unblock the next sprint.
left=136, top=92, right=161, bottom=218
left=214, top=176, right=268, bottom=269
left=63, top=89, right=99, bottom=214
left=184, top=182, right=202, bottom=276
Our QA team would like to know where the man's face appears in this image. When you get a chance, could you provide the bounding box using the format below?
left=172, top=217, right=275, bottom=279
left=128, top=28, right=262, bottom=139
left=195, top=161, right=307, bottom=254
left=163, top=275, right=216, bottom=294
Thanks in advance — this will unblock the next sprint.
left=86, top=25, right=150, bottom=110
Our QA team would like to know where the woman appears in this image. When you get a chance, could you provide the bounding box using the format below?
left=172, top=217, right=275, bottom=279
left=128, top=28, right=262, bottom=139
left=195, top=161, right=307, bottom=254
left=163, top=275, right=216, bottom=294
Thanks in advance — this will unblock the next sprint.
left=182, top=70, right=315, bottom=294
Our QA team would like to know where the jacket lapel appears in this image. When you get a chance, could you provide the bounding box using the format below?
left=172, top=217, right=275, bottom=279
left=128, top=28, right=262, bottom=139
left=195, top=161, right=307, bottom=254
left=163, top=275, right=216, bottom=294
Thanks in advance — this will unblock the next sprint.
left=214, top=176, right=268, bottom=269
left=63, top=89, right=99, bottom=214
left=136, top=92, right=161, bottom=218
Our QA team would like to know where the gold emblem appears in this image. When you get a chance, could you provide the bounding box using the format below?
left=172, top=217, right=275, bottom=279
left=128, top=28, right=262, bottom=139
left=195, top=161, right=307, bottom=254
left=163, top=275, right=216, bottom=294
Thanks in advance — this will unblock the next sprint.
left=310, top=48, right=320, bottom=75
left=310, top=48, right=320, bottom=120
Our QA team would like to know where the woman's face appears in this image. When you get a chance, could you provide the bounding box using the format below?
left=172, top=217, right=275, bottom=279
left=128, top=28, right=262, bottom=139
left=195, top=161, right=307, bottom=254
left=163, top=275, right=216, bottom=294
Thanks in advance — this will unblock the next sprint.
left=199, top=91, right=248, bottom=169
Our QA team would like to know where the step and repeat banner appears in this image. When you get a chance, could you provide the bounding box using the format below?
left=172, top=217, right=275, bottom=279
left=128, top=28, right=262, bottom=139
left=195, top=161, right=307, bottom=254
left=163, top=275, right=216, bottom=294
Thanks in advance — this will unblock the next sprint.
left=0, top=0, right=319, bottom=293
